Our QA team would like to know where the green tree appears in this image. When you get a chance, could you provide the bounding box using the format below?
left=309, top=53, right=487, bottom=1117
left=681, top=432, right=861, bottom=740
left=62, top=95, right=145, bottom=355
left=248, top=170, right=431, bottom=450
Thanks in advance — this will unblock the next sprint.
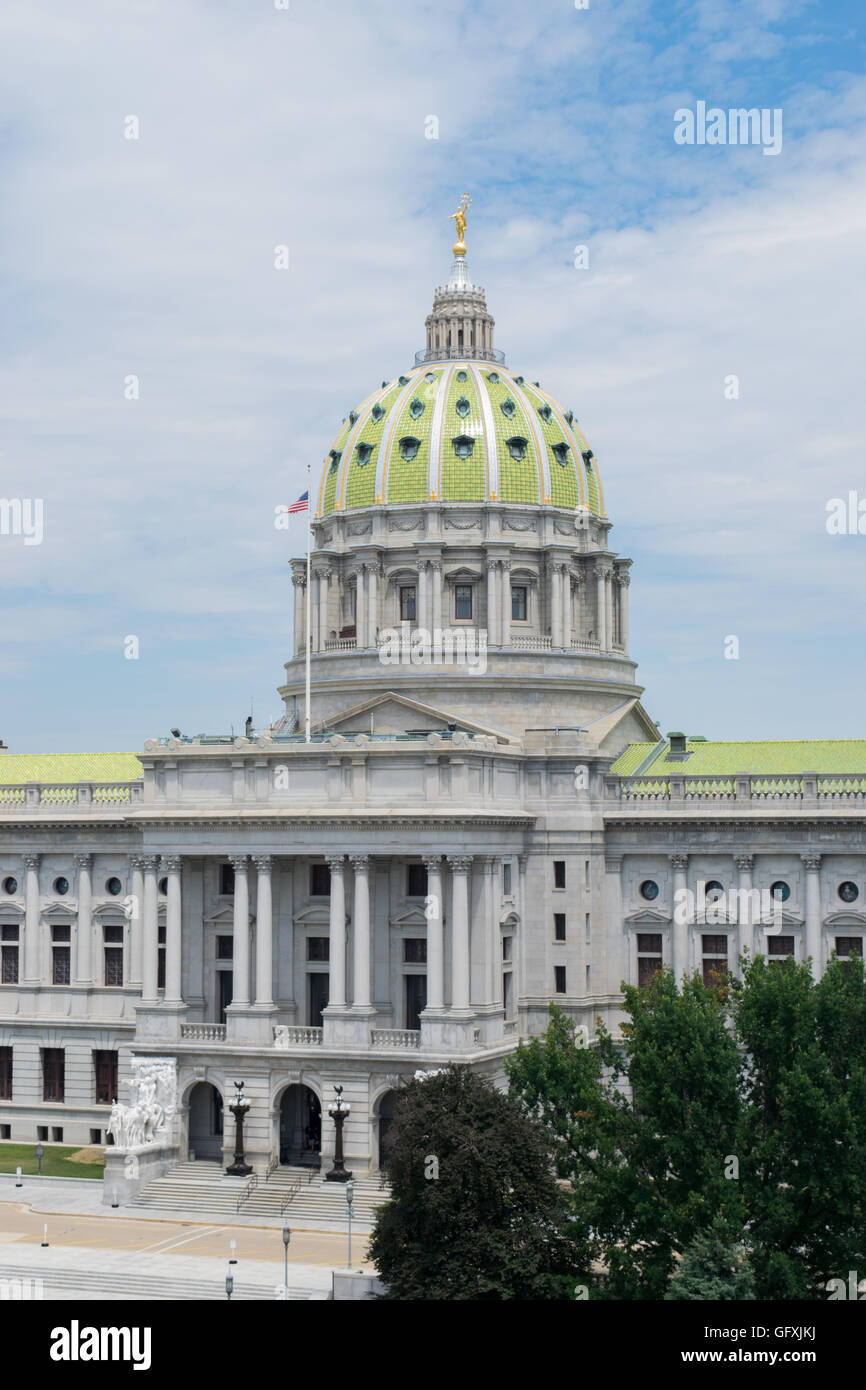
left=368, top=1065, right=582, bottom=1299
left=733, top=951, right=866, bottom=1299
left=665, top=1222, right=755, bottom=1300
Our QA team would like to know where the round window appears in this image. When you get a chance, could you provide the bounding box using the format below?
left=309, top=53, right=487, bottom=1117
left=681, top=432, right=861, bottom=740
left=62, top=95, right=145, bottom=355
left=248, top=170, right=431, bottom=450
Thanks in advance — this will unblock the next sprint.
left=158, top=877, right=168, bottom=895
left=106, top=877, right=123, bottom=896
left=640, top=880, right=659, bottom=901
left=770, top=880, right=790, bottom=902
left=53, top=876, right=69, bottom=895
left=838, top=881, right=859, bottom=903
left=2, top=876, right=18, bottom=895
left=705, top=879, right=725, bottom=901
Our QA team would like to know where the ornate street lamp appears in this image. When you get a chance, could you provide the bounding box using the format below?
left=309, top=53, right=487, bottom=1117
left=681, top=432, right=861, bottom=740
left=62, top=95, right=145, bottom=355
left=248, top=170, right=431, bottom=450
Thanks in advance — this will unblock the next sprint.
left=225, top=1080, right=253, bottom=1176
left=282, top=1225, right=291, bottom=1300
left=325, top=1085, right=353, bottom=1182
left=225, top=1268, right=234, bottom=1301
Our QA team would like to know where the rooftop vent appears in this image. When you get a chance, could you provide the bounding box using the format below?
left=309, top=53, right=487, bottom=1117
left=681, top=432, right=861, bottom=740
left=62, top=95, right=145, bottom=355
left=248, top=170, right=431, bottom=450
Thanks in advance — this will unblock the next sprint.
left=667, top=731, right=690, bottom=760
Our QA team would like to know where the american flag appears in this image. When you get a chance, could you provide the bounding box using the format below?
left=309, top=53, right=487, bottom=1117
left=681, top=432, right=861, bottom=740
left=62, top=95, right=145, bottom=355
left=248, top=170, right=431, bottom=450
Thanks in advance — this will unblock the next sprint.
left=287, top=491, right=309, bottom=514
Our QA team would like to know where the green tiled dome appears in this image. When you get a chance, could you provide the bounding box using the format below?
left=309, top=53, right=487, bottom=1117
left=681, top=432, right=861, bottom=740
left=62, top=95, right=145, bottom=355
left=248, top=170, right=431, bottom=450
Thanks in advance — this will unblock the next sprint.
left=315, top=363, right=604, bottom=517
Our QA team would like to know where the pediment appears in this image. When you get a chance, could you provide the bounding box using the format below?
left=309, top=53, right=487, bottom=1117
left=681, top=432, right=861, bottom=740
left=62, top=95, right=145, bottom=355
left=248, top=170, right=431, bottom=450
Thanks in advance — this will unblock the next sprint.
left=93, top=903, right=128, bottom=923
left=42, top=900, right=78, bottom=918
left=318, top=690, right=515, bottom=743
left=203, top=904, right=254, bottom=926
left=293, top=905, right=331, bottom=927
left=499, top=910, right=520, bottom=927
left=624, top=907, right=671, bottom=926
left=389, top=906, right=428, bottom=928
left=824, top=909, right=866, bottom=929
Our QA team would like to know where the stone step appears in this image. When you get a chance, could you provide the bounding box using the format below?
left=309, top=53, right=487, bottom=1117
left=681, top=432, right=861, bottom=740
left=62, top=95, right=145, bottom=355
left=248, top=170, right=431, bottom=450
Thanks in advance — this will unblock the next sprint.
left=0, top=1262, right=302, bottom=1301
left=130, top=1162, right=388, bottom=1224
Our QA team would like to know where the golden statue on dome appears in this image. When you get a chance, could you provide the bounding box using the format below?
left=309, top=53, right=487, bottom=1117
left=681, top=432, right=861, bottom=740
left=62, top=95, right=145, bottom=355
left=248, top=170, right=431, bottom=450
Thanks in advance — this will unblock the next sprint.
left=450, top=193, right=471, bottom=255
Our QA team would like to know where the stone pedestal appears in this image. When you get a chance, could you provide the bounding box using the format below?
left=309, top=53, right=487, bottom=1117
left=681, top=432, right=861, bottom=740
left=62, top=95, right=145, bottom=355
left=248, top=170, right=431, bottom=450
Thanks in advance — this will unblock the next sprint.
left=134, top=1002, right=187, bottom=1042
left=322, top=1006, right=375, bottom=1048
left=225, top=1003, right=278, bottom=1046
left=420, top=1010, right=480, bottom=1052
left=102, top=1144, right=178, bottom=1205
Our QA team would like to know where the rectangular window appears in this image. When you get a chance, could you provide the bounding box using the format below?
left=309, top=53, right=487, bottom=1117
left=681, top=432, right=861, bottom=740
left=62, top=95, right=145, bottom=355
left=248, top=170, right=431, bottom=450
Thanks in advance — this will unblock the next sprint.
left=454, top=584, right=473, bottom=620
left=768, top=935, right=795, bottom=958
left=502, top=936, right=513, bottom=962
left=310, top=864, right=331, bottom=897
left=0, top=1047, right=12, bottom=1100
left=701, top=935, right=728, bottom=988
left=403, top=938, right=427, bottom=963
left=37, top=1126, right=48, bottom=1141
left=585, top=860, right=590, bottom=890
left=503, top=970, right=513, bottom=1019
left=217, top=935, right=234, bottom=960
left=553, top=860, right=566, bottom=889
left=90, top=1129, right=102, bottom=1145
left=400, top=586, right=417, bottom=622
left=585, top=912, right=591, bottom=943
left=638, top=955, right=662, bottom=987
left=405, top=973, right=427, bottom=1031
left=42, top=1048, right=65, bottom=1103
left=835, top=937, right=863, bottom=958
left=406, top=863, right=428, bottom=897
left=637, top=933, right=663, bottom=989
left=554, top=913, right=566, bottom=942
left=307, top=937, right=330, bottom=961
left=1, top=924, right=19, bottom=941
left=52, top=1127, right=63, bottom=1143
left=52, top=946, right=71, bottom=985
left=586, top=964, right=591, bottom=990
left=51, top=924, right=71, bottom=943
left=1, top=944, right=18, bottom=984
left=219, top=863, right=235, bottom=896
left=0, top=1124, right=10, bottom=1140
left=103, top=924, right=123, bottom=944
left=502, top=862, right=512, bottom=896
left=93, top=1050, right=118, bottom=1105
left=511, top=586, right=527, bottom=621
left=104, top=947, right=124, bottom=987
left=157, top=939, right=165, bottom=990
left=554, top=965, right=567, bottom=995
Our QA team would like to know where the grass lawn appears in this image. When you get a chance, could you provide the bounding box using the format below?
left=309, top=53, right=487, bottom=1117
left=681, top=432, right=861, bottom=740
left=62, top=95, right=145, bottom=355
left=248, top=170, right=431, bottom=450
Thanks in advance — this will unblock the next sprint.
left=0, top=1142, right=105, bottom=1179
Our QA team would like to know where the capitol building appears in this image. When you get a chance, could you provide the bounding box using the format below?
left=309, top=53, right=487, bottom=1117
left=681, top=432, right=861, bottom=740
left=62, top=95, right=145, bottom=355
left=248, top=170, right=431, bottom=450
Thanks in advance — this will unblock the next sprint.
left=2, top=213, right=865, bottom=1186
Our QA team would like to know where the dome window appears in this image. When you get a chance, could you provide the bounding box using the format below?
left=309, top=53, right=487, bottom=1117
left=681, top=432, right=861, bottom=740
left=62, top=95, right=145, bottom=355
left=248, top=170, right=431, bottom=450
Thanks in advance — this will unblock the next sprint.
left=409, top=397, right=425, bottom=420
left=505, top=436, right=528, bottom=461
left=537, top=404, right=553, bottom=424
left=452, top=435, right=475, bottom=460
left=456, top=370, right=468, bottom=382
left=399, top=436, right=421, bottom=461
left=487, top=371, right=500, bottom=383
left=398, top=375, right=410, bottom=386
left=348, top=410, right=358, bottom=426
left=328, top=449, right=342, bottom=474
left=371, top=404, right=385, bottom=423
left=424, top=372, right=436, bottom=383
left=552, top=442, right=570, bottom=466
left=455, top=396, right=471, bottom=419
left=515, top=376, right=525, bottom=386
left=565, top=410, right=574, bottom=426
left=500, top=398, right=516, bottom=419
left=581, top=449, right=594, bottom=469
left=355, top=442, right=373, bottom=466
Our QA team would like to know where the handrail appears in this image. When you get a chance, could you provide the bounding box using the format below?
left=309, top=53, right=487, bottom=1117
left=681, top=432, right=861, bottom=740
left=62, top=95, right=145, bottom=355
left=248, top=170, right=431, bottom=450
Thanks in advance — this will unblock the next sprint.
left=236, top=1173, right=257, bottom=1212
left=264, top=1155, right=279, bottom=1181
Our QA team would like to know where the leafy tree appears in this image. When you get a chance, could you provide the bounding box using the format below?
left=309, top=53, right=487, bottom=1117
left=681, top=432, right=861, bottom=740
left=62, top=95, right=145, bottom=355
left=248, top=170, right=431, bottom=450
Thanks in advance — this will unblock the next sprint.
left=665, top=1221, right=755, bottom=1300
left=733, top=952, right=866, bottom=1299
left=368, top=1064, right=582, bottom=1299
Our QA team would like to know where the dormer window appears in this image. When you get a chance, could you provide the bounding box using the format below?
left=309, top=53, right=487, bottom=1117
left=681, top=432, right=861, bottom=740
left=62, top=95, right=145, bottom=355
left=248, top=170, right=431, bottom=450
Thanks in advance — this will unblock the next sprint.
left=505, top=436, right=528, bottom=461
left=455, top=396, right=470, bottom=418
left=398, top=375, right=410, bottom=386
left=409, top=397, right=425, bottom=419
left=452, top=435, right=475, bottom=459
left=581, top=449, right=594, bottom=469
left=328, top=449, right=342, bottom=474
left=399, top=436, right=421, bottom=461
left=515, top=375, right=525, bottom=386
left=348, top=410, right=358, bottom=426
left=537, top=404, right=553, bottom=424
left=487, top=371, right=500, bottom=383
left=565, top=410, right=574, bottom=426
left=456, top=370, right=468, bottom=382
left=500, top=398, right=516, bottom=419
left=424, top=372, right=436, bottom=383
left=355, top=441, right=373, bottom=466
left=371, top=404, right=385, bottom=423
left=552, top=442, right=570, bottom=466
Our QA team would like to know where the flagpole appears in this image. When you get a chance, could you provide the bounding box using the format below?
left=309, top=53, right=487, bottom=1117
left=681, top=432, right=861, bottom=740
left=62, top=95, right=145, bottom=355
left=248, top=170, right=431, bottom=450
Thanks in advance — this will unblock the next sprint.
left=305, top=464, right=312, bottom=743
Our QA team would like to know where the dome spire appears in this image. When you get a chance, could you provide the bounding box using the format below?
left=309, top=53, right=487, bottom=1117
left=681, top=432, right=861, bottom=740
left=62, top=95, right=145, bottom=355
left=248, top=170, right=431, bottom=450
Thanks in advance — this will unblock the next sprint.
left=421, top=195, right=498, bottom=362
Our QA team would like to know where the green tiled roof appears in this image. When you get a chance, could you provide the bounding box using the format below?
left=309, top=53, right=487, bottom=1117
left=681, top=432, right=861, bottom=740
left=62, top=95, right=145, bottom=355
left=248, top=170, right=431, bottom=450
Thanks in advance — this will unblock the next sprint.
left=609, top=740, right=866, bottom=777
left=0, top=753, right=143, bottom=784
left=315, top=362, right=602, bottom=516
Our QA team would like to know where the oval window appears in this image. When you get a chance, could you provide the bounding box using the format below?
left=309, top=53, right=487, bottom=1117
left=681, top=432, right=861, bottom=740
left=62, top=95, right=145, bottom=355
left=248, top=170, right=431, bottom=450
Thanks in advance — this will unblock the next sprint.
left=838, top=881, right=859, bottom=903
left=640, top=880, right=659, bottom=901
left=500, top=398, right=516, bottom=419
left=705, top=880, right=725, bottom=901
left=2, top=876, right=18, bottom=895
left=409, top=397, right=425, bottom=419
left=106, top=877, right=123, bottom=896
left=455, top=396, right=470, bottom=418
left=53, top=877, right=69, bottom=896
left=770, top=880, right=790, bottom=902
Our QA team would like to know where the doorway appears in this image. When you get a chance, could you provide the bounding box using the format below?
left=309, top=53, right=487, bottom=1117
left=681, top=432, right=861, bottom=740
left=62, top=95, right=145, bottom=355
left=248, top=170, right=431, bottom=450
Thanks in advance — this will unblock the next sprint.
left=218, top=970, right=233, bottom=1023
left=279, top=1084, right=321, bottom=1167
left=405, top=974, right=427, bottom=1031
left=308, top=971, right=329, bottom=1028
left=188, top=1082, right=223, bottom=1160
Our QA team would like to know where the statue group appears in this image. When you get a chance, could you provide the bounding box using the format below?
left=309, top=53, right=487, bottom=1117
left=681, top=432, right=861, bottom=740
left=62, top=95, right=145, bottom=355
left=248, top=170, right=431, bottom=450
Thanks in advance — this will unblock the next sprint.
left=108, top=1058, right=177, bottom=1150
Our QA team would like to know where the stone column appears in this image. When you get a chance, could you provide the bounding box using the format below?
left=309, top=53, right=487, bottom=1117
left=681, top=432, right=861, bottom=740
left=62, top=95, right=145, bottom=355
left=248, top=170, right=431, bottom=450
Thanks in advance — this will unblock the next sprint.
left=292, top=574, right=305, bottom=656
left=355, top=567, right=367, bottom=648
left=141, top=855, right=159, bottom=1003
left=22, top=854, right=40, bottom=983
left=561, top=568, right=572, bottom=648
left=161, top=855, right=182, bottom=1003
left=604, top=856, right=625, bottom=992
left=572, top=572, right=582, bottom=646
left=486, top=559, right=499, bottom=646
left=482, top=857, right=500, bottom=1005
left=606, top=569, right=615, bottom=649
left=253, top=856, right=274, bottom=1006
left=129, top=855, right=144, bottom=987
left=448, top=855, right=472, bottom=1012
left=318, top=570, right=330, bottom=650
left=431, top=561, right=443, bottom=634
left=423, top=856, right=444, bottom=1011
left=231, top=854, right=250, bottom=1006
left=74, top=853, right=93, bottom=986
left=735, top=854, right=754, bottom=965
left=326, top=855, right=347, bottom=1008
left=550, top=560, right=562, bottom=646
left=802, top=853, right=823, bottom=975
left=367, top=563, right=378, bottom=643
left=418, top=561, right=429, bottom=633
left=618, top=572, right=630, bottom=653
left=596, top=564, right=608, bottom=651
left=350, top=854, right=371, bottom=1009
left=670, top=853, right=689, bottom=984
left=500, top=561, right=511, bottom=646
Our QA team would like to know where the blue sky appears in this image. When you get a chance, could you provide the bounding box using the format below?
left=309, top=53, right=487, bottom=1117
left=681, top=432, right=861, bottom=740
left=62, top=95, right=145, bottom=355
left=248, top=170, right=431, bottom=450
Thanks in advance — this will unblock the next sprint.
left=1, top=0, right=865, bottom=752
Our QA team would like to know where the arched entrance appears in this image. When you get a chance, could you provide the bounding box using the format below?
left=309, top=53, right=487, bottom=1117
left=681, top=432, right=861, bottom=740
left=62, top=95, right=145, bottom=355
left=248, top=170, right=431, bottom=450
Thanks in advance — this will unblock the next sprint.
left=188, top=1082, right=223, bottom=1160
left=279, top=1084, right=321, bottom=1168
left=376, top=1089, right=399, bottom=1168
